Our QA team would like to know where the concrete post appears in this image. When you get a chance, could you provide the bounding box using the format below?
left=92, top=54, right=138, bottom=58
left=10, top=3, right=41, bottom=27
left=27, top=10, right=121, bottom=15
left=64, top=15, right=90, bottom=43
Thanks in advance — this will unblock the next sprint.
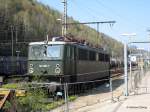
left=124, top=43, right=128, bottom=96
left=129, top=59, right=132, bottom=91
left=109, top=77, right=113, bottom=102
left=64, top=83, right=69, bottom=112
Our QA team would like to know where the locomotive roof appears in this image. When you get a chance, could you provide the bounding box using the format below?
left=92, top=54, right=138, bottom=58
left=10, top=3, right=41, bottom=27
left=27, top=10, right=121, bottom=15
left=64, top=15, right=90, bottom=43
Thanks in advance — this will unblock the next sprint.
left=29, top=41, right=76, bottom=45
left=29, top=41, right=109, bottom=54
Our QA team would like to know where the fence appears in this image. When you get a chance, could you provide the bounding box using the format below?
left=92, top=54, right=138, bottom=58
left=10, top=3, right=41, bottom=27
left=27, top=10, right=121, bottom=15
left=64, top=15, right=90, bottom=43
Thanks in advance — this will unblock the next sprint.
left=129, top=66, right=150, bottom=95
left=50, top=66, right=149, bottom=112
left=1, top=66, right=149, bottom=112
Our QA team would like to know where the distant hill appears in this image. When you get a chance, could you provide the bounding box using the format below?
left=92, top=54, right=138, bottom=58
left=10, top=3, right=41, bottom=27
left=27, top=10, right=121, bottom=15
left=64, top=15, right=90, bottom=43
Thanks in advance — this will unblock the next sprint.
left=0, top=0, right=123, bottom=57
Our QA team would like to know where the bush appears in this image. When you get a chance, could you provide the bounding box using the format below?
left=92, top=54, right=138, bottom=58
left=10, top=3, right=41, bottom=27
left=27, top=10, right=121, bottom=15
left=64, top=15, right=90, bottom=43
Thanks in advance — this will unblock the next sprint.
left=3, top=101, right=12, bottom=111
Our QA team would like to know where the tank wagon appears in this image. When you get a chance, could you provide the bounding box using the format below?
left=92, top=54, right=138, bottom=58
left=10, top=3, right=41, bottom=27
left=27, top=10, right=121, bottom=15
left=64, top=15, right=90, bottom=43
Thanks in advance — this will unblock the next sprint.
left=28, top=40, right=110, bottom=84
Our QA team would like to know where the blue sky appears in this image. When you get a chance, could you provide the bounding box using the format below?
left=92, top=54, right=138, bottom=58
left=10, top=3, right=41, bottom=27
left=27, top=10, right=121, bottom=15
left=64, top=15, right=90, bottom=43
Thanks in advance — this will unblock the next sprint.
left=38, top=0, right=150, bottom=49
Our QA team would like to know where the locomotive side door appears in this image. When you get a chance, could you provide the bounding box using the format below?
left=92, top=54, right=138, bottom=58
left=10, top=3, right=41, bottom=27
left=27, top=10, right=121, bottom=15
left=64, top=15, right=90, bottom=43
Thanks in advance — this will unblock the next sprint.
left=69, top=45, right=77, bottom=82
left=65, top=45, right=76, bottom=82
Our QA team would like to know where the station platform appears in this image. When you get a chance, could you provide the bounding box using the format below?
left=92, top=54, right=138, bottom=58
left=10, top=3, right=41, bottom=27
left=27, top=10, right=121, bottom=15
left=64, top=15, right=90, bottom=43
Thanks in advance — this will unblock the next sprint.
left=88, top=94, right=150, bottom=112
left=77, top=71, right=150, bottom=112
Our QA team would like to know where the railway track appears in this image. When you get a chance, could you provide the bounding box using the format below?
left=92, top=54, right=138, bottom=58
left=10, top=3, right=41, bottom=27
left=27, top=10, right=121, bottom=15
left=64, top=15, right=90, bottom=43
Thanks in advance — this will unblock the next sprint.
left=0, top=67, right=139, bottom=95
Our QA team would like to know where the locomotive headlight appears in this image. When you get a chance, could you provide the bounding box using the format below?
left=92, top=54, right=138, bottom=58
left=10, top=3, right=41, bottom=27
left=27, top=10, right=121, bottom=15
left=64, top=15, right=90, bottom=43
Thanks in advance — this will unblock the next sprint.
left=29, top=68, right=34, bottom=73
left=56, top=64, right=60, bottom=68
left=55, top=64, right=61, bottom=74
left=55, top=68, right=61, bottom=74
left=30, top=64, right=33, bottom=67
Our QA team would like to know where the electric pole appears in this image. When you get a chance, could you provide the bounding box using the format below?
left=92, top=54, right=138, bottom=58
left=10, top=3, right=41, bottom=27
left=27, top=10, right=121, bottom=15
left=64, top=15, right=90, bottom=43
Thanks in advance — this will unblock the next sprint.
left=11, top=25, right=14, bottom=57
left=62, top=0, right=67, bottom=40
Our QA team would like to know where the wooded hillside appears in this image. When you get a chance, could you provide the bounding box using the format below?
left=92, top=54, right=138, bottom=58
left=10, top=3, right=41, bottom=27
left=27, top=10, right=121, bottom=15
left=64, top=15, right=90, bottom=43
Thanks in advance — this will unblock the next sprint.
left=0, top=0, right=123, bottom=57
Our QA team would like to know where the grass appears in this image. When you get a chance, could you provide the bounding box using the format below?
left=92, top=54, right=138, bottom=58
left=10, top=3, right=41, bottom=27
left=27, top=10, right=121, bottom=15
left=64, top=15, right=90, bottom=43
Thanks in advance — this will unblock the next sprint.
left=2, top=83, right=21, bottom=89
left=1, top=83, right=78, bottom=111
left=45, top=95, right=77, bottom=110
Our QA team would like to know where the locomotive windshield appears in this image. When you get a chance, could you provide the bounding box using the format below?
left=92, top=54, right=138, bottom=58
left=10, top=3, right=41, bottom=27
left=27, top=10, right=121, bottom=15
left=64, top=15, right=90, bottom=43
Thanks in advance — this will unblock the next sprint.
left=28, top=44, right=63, bottom=60
left=47, top=46, right=61, bottom=58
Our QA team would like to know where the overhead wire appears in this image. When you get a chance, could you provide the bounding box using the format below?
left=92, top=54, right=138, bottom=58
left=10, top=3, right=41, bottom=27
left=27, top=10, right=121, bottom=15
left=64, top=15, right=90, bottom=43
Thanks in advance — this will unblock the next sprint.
left=95, top=0, right=147, bottom=30
left=68, top=0, right=116, bottom=37
left=68, top=0, right=99, bottom=22
left=70, top=0, right=113, bottom=21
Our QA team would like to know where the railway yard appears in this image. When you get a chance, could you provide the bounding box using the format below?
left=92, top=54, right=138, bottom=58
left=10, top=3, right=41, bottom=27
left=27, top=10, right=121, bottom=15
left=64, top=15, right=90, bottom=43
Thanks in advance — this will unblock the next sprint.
left=1, top=0, right=150, bottom=112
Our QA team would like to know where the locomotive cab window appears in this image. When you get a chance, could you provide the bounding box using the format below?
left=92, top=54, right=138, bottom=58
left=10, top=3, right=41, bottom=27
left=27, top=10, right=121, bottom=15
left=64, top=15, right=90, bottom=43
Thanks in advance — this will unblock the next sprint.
left=29, top=45, right=47, bottom=59
left=47, top=45, right=61, bottom=58
left=28, top=44, right=63, bottom=60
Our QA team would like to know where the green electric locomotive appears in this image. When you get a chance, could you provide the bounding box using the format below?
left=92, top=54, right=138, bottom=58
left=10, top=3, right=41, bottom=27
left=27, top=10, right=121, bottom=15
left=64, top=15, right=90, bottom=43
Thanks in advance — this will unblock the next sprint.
left=28, top=38, right=110, bottom=83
